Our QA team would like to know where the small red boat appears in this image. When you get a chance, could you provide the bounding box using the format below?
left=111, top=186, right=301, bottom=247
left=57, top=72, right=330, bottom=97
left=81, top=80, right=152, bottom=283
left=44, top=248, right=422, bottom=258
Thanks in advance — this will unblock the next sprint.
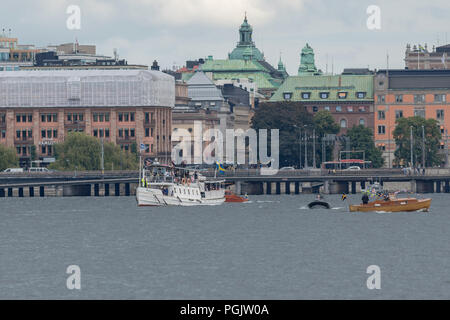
left=225, top=190, right=249, bottom=203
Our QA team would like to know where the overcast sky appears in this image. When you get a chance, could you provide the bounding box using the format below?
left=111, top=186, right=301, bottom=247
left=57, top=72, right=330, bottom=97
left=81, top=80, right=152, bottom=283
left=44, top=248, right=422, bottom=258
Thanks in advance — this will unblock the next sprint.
left=3, top=0, right=450, bottom=75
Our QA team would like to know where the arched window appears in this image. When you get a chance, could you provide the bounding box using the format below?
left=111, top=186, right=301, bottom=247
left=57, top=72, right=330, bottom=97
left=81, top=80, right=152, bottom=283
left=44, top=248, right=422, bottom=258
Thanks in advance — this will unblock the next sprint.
left=340, top=119, right=347, bottom=128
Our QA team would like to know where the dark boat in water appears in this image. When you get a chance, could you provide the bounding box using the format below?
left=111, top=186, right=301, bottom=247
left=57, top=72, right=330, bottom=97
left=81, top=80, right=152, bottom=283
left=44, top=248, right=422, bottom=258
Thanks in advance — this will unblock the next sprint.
left=307, top=195, right=331, bottom=209
left=307, top=200, right=331, bottom=209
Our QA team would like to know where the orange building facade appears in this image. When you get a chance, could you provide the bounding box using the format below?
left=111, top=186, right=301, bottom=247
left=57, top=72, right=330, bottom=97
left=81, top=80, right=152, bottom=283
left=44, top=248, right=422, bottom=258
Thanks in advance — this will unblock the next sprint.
left=374, top=70, right=450, bottom=167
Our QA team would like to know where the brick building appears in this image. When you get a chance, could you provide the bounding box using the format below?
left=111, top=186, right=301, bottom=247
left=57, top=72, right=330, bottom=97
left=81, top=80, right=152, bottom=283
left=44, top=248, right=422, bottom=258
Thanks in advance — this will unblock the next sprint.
left=0, top=69, right=174, bottom=166
left=374, top=69, right=450, bottom=167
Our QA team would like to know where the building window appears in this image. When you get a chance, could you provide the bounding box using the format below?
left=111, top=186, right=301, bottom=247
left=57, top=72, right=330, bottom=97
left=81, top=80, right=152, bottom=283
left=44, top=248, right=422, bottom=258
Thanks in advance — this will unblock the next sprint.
left=105, top=129, right=110, bottom=137
left=338, top=92, right=347, bottom=99
left=118, top=113, right=123, bottom=122
left=53, top=130, right=58, bottom=138
left=356, top=92, right=366, bottom=99
left=41, top=130, right=46, bottom=138
left=414, top=109, right=425, bottom=118
left=145, top=112, right=150, bottom=123
left=359, top=118, right=365, bottom=126
left=340, top=119, right=347, bottom=128
left=395, top=95, right=403, bottom=103
left=301, top=92, right=311, bottom=99
left=283, top=92, right=293, bottom=100
left=336, top=106, right=342, bottom=112
left=435, top=94, right=446, bottom=103
left=1, top=130, right=5, bottom=138
left=118, top=129, right=123, bottom=138
left=130, top=113, right=135, bottom=122
left=324, top=106, right=330, bottom=111
left=359, top=106, right=366, bottom=112
left=93, top=129, right=98, bottom=137
left=124, top=113, right=129, bottom=122
left=437, top=109, right=444, bottom=120
left=320, top=92, right=329, bottom=99
left=347, top=106, right=353, bottom=112
left=145, top=128, right=150, bottom=137
left=378, top=125, right=386, bottom=134
left=67, top=114, right=72, bottom=121
left=16, top=115, right=21, bottom=122
left=28, top=114, right=33, bottom=122
left=378, top=110, right=385, bottom=120
left=395, top=110, right=403, bottom=119
left=16, top=130, right=20, bottom=139
left=377, top=95, right=385, bottom=103
left=93, top=113, right=98, bottom=122
left=105, top=113, right=109, bottom=122
left=130, top=129, right=135, bottom=137
left=312, top=106, right=318, bottom=112
left=414, top=94, right=425, bottom=103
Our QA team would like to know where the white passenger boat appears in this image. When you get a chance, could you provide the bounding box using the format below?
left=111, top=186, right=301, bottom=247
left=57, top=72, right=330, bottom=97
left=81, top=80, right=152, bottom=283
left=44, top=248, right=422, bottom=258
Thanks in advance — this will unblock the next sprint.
left=136, top=164, right=225, bottom=207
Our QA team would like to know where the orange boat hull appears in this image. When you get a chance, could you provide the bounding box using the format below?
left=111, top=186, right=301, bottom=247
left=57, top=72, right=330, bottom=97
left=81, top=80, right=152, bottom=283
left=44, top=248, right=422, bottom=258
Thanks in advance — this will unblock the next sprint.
left=225, top=193, right=249, bottom=203
left=349, top=198, right=431, bottom=212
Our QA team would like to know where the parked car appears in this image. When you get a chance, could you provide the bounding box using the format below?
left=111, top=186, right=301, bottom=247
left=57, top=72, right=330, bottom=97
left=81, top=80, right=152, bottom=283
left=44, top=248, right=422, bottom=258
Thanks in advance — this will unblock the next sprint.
left=279, top=167, right=295, bottom=171
left=3, top=168, right=24, bottom=173
left=345, top=166, right=361, bottom=171
left=28, top=167, right=50, bottom=173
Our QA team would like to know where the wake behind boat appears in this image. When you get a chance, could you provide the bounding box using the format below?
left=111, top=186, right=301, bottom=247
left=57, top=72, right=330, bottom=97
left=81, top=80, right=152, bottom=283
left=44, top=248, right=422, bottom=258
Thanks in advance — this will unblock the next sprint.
left=136, top=163, right=225, bottom=207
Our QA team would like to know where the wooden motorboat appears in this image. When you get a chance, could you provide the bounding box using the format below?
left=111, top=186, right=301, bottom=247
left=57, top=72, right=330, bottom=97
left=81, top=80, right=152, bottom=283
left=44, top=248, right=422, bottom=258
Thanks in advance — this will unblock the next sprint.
left=225, top=190, right=249, bottom=203
left=349, top=197, right=431, bottom=212
left=307, top=200, right=331, bottom=209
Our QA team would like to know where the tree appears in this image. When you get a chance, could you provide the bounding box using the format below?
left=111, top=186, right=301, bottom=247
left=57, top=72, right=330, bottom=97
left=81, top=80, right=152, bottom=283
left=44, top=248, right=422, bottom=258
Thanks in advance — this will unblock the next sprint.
left=313, top=110, right=340, bottom=165
left=49, top=132, right=138, bottom=171
left=251, top=101, right=313, bottom=167
left=393, top=117, right=442, bottom=167
left=0, top=144, right=19, bottom=171
left=346, top=125, right=384, bottom=168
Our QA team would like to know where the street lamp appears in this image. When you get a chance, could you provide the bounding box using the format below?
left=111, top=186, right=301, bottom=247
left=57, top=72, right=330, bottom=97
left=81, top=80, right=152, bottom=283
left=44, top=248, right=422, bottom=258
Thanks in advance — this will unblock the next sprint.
left=421, top=125, right=425, bottom=168
left=293, top=125, right=302, bottom=169
left=410, top=126, right=414, bottom=169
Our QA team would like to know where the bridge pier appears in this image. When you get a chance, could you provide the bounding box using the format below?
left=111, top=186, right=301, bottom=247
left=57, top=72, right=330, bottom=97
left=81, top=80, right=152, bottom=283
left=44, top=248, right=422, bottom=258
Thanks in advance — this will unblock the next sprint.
left=295, top=182, right=300, bottom=194
left=18, top=187, right=24, bottom=198
left=436, top=181, right=442, bottom=193
left=445, top=181, right=450, bottom=193
left=285, top=182, right=291, bottom=195
left=351, top=182, right=356, bottom=194
left=39, top=186, right=45, bottom=197
left=105, top=183, right=110, bottom=196
left=93, top=184, right=100, bottom=197
left=276, top=182, right=281, bottom=195
left=0, top=188, right=4, bottom=197
left=115, top=183, right=120, bottom=196
left=8, top=188, right=12, bottom=197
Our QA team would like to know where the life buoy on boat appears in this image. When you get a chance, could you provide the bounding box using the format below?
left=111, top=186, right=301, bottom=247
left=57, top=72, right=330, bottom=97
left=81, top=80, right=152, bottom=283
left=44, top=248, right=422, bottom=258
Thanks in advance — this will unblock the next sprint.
left=182, top=178, right=186, bottom=185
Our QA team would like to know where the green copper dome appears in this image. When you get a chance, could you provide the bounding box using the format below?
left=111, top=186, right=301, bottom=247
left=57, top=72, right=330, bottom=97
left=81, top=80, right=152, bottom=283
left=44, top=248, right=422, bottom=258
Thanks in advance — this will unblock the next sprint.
left=298, top=43, right=321, bottom=76
left=229, top=15, right=264, bottom=61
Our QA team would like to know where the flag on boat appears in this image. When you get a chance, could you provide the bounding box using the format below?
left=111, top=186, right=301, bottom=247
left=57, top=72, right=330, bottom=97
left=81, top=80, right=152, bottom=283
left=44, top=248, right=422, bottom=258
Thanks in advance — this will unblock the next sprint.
left=341, top=193, right=347, bottom=201
left=216, top=161, right=225, bottom=173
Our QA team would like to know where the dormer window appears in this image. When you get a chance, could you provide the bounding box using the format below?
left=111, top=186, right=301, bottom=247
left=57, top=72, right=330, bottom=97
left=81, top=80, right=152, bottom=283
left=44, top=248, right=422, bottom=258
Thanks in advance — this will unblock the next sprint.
left=338, top=92, right=348, bottom=99
left=283, top=92, right=293, bottom=100
left=301, top=92, right=311, bottom=99
left=356, top=92, right=366, bottom=99
left=320, top=92, right=329, bottom=99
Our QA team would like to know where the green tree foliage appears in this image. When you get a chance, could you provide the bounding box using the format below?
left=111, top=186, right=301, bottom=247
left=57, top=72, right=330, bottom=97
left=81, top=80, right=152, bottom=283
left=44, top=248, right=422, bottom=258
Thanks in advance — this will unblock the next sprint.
left=393, top=117, right=442, bottom=167
left=0, top=144, right=19, bottom=171
left=49, top=132, right=138, bottom=171
left=313, top=110, right=340, bottom=165
left=251, top=102, right=313, bottom=167
left=346, top=125, right=384, bottom=168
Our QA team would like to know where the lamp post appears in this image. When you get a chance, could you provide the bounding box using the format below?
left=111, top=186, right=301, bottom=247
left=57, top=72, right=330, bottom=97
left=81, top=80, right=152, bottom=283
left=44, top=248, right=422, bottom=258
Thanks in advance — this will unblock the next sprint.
left=410, top=126, right=414, bottom=168
left=304, top=125, right=308, bottom=169
left=421, top=125, right=425, bottom=168
left=293, top=125, right=302, bottom=169
left=312, top=128, right=316, bottom=168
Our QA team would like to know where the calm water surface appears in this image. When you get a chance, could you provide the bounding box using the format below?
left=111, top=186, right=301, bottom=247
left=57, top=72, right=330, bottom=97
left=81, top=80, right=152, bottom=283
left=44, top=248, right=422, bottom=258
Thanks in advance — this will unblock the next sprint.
left=1, top=194, right=450, bottom=299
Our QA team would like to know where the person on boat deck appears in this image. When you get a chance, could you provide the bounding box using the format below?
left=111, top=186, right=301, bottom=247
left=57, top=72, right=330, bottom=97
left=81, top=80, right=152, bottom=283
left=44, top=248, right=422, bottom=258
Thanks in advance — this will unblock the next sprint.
left=362, top=193, right=369, bottom=204
left=383, top=192, right=390, bottom=201
left=316, top=194, right=322, bottom=200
